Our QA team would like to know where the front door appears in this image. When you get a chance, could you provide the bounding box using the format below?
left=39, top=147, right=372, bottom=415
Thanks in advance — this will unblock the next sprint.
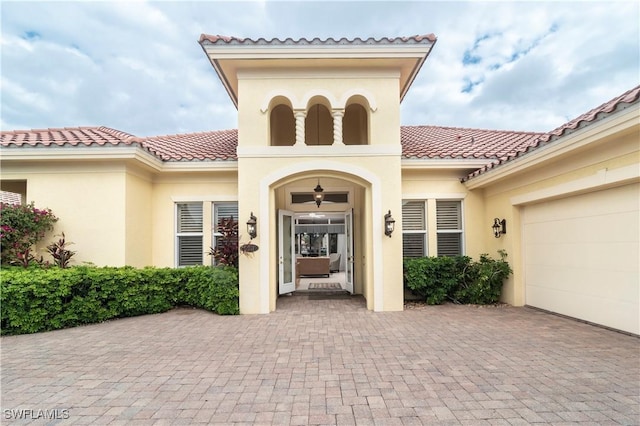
left=345, top=209, right=354, bottom=293
left=278, top=209, right=295, bottom=295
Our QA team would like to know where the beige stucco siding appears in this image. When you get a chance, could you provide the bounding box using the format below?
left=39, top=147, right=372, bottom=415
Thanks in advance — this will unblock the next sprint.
left=124, top=169, right=153, bottom=267
left=1, top=162, right=127, bottom=266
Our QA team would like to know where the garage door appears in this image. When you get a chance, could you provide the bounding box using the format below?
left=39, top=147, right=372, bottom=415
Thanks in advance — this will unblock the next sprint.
left=523, top=183, right=639, bottom=335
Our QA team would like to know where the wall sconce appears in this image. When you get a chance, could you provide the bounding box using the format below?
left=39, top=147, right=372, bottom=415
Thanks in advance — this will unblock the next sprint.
left=492, top=218, right=506, bottom=238
left=247, top=212, right=257, bottom=239
left=384, top=210, right=396, bottom=237
left=313, top=180, right=324, bottom=208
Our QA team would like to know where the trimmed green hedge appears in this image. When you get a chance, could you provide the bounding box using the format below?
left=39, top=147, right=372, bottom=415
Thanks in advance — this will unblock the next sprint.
left=404, top=251, right=512, bottom=305
left=0, top=265, right=239, bottom=335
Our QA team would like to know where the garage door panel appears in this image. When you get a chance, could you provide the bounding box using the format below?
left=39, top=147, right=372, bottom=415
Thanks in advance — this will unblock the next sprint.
left=525, top=185, right=639, bottom=222
left=526, top=264, right=638, bottom=300
left=523, top=183, right=639, bottom=335
left=525, top=241, right=639, bottom=271
left=524, top=211, right=638, bottom=245
left=526, top=283, right=639, bottom=334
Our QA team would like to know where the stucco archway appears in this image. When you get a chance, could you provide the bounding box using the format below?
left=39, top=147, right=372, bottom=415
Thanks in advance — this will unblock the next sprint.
left=253, top=160, right=384, bottom=313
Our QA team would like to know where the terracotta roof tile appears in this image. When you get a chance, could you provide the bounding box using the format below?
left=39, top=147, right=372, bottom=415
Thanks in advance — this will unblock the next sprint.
left=0, top=126, right=136, bottom=147
left=199, top=34, right=437, bottom=46
left=401, top=126, right=542, bottom=160
left=463, top=85, right=640, bottom=181
left=140, top=129, right=238, bottom=161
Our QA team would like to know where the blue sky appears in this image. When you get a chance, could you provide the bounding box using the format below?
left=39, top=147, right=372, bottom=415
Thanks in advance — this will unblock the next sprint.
left=1, top=1, right=638, bottom=136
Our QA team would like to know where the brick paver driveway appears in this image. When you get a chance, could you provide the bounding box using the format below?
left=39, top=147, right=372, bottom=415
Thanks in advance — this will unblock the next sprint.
left=2, top=294, right=639, bottom=425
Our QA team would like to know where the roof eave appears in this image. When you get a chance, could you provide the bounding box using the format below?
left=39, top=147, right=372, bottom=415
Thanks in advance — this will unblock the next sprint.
left=401, top=158, right=492, bottom=170
left=199, top=35, right=436, bottom=106
left=0, top=146, right=239, bottom=173
left=463, top=103, right=640, bottom=190
left=199, top=42, right=238, bottom=109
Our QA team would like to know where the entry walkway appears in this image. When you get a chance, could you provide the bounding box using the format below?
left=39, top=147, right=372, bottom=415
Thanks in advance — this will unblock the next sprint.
left=1, top=297, right=638, bottom=425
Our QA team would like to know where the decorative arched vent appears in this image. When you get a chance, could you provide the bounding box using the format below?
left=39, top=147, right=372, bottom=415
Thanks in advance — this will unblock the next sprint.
left=343, top=103, right=368, bottom=145
left=305, top=104, right=333, bottom=146
left=270, top=104, right=295, bottom=146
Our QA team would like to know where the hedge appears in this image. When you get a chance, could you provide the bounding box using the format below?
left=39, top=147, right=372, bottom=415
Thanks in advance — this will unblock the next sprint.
left=404, top=251, right=512, bottom=305
left=0, top=265, right=239, bottom=335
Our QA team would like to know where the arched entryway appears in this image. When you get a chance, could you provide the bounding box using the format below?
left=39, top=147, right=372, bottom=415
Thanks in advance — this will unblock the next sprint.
left=251, top=160, right=385, bottom=313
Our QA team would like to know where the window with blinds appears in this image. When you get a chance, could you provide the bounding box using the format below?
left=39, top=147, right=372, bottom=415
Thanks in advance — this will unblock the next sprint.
left=436, top=200, right=463, bottom=256
left=402, top=201, right=427, bottom=258
left=213, top=203, right=239, bottom=259
left=176, top=203, right=204, bottom=266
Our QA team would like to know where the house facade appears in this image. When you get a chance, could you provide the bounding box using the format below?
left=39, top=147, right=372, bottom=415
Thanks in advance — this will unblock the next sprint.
left=1, top=35, right=638, bottom=334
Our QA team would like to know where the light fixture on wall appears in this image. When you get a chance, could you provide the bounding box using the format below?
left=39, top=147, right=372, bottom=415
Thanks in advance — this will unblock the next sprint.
left=313, top=180, right=324, bottom=208
left=384, top=210, right=396, bottom=237
left=247, top=212, right=257, bottom=239
left=492, top=218, right=506, bottom=238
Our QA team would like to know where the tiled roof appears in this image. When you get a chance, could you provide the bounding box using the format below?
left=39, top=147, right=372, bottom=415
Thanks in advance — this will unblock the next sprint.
left=401, top=126, right=542, bottom=160
left=0, top=126, right=238, bottom=162
left=199, top=34, right=437, bottom=46
left=141, top=129, right=238, bottom=161
left=463, top=85, right=640, bottom=181
left=0, top=126, right=137, bottom=147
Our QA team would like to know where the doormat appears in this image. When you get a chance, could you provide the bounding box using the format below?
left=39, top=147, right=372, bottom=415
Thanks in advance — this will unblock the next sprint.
left=308, top=282, right=342, bottom=290
left=308, top=292, right=351, bottom=300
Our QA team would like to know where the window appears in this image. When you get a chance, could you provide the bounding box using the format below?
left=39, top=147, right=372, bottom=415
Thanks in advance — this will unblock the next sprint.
left=402, top=201, right=427, bottom=258
left=176, top=203, right=203, bottom=266
left=436, top=200, right=463, bottom=256
left=212, top=203, right=239, bottom=261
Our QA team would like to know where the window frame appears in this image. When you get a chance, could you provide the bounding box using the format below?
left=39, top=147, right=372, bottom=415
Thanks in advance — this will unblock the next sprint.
left=401, top=197, right=465, bottom=258
left=175, top=202, right=204, bottom=267
left=401, top=200, right=428, bottom=258
left=211, top=202, right=239, bottom=265
left=435, top=199, right=465, bottom=257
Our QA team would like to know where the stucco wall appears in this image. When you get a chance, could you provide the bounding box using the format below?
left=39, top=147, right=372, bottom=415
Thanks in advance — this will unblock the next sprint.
left=124, top=169, right=153, bottom=267
left=1, top=161, right=127, bottom=266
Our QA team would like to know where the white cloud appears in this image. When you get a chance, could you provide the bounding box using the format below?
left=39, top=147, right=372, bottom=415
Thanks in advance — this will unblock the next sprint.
left=1, top=1, right=638, bottom=135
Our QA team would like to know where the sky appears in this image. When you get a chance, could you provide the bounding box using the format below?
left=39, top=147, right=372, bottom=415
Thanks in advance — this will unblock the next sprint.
left=1, top=1, right=638, bottom=137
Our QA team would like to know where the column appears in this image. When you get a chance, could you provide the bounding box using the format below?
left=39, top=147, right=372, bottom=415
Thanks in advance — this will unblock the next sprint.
left=332, top=109, right=345, bottom=145
left=294, top=110, right=306, bottom=146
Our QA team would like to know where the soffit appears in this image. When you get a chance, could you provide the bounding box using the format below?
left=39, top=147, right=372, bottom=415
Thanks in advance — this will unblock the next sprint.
left=200, top=35, right=437, bottom=108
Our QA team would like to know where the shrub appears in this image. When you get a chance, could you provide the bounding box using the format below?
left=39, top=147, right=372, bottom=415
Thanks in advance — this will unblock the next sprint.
left=404, top=251, right=512, bottom=305
left=178, top=266, right=239, bottom=315
left=0, top=202, right=58, bottom=267
left=208, top=217, right=239, bottom=268
left=0, top=265, right=239, bottom=335
left=404, top=256, right=470, bottom=304
left=45, top=233, right=76, bottom=268
left=453, top=250, right=512, bottom=305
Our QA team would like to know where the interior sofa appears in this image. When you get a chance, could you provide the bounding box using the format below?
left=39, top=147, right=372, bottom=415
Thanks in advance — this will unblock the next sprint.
left=296, top=256, right=330, bottom=277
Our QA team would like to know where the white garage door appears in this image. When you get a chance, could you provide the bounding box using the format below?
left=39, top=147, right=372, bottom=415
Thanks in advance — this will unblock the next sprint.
left=523, top=183, right=639, bottom=335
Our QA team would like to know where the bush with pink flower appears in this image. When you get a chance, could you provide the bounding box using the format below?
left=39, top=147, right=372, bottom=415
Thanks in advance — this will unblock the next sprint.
left=0, top=202, right=58, bottom=267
